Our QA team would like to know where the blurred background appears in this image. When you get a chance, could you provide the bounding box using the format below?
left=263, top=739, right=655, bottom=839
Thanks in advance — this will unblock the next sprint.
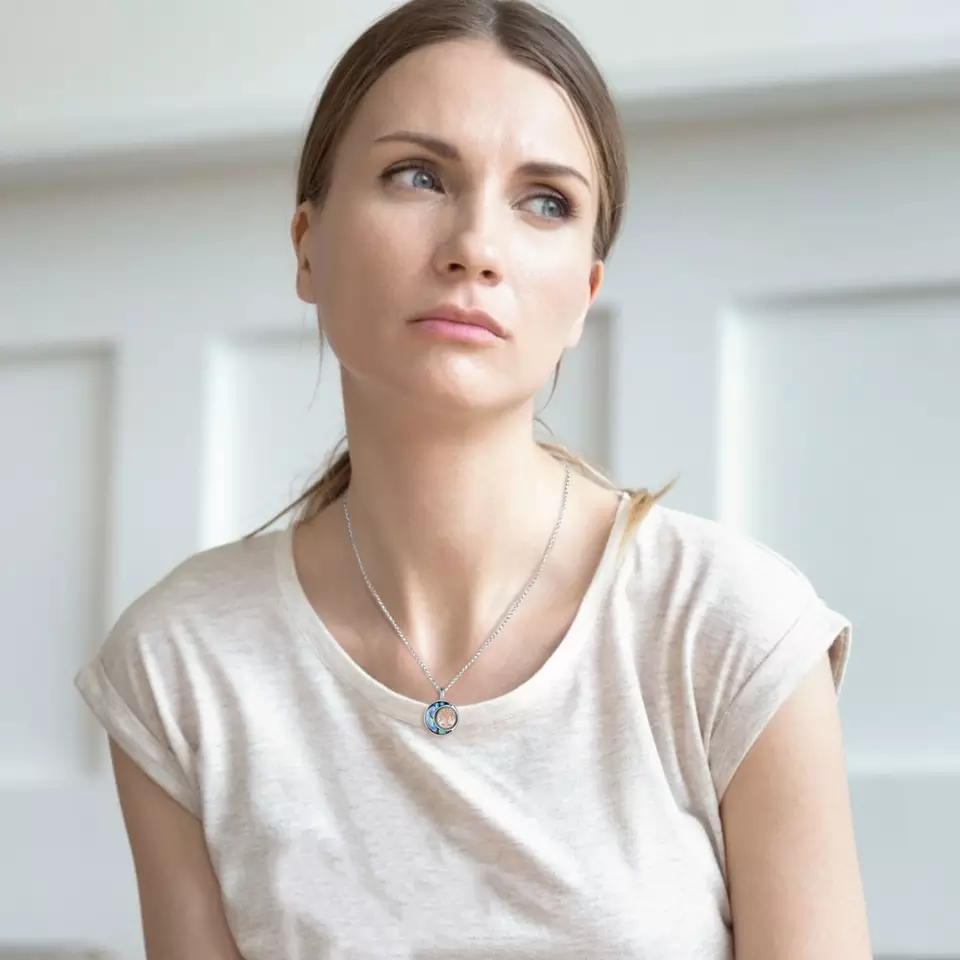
left=1, top=1, right=959, bottom=957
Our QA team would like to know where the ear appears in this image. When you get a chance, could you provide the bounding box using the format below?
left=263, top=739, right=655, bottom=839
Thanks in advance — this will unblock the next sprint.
left=291, top=203, right=316, bottom=305
left=565, top=260, right=605, bottom=349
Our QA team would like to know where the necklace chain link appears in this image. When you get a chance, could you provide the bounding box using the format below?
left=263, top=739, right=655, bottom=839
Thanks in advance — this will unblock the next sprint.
left=343, top=463, right=571, bottom=700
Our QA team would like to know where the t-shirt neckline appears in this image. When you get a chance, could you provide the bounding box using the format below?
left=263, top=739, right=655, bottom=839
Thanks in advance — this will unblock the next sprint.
left=275, top=491, right=632, bottom=731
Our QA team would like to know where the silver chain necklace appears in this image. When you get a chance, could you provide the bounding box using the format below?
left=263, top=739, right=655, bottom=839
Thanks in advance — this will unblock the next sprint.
left=342, top=462, right=571, bottom=736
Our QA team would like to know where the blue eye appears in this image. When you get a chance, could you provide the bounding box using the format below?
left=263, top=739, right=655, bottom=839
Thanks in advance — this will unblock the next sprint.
left=525, top=193, right=574, bottom=221
left=381, top=163, right=576, bottom=222
left=411, top=169, right=437, bottom=190
left=385, top=164, right=440, bottom=191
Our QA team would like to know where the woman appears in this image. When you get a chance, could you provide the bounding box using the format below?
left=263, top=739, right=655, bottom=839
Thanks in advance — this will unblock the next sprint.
left=75, top=0, right=873, bottom=956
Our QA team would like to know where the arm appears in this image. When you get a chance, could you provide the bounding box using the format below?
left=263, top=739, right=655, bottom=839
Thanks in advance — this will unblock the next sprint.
left=720, top=655, right=872, bottom=959
left=110, top=739, right=245, bottom=960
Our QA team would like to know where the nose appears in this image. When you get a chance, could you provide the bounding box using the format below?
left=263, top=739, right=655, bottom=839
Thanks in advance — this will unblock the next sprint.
left=431, top=192, right=505, bottom=286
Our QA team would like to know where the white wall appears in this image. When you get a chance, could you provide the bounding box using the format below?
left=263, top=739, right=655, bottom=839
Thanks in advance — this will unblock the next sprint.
left=2, top=2, right=960, bottom=957
left=3, top=0, right=960, bottom=162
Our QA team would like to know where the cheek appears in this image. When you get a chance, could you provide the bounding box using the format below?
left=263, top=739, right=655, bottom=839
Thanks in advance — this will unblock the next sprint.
left=514, top=251, right=592, bottom=348
left=311, top=210, right=416, bottom=341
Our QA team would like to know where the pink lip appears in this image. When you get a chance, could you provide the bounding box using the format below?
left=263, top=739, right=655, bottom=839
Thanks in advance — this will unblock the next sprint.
left=414, top=318, right=501, bottom=343
left=411, top=304, right=508, bottom=342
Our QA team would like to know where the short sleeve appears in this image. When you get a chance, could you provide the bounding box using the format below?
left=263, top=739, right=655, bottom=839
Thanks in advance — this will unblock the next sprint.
left=697, top=537, right=852, bottom=802
left=75, top=604, right=201, bottom=818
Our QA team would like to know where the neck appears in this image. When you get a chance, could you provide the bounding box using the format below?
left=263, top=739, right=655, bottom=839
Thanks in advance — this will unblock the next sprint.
left=335, top=383, right=571, bottom=672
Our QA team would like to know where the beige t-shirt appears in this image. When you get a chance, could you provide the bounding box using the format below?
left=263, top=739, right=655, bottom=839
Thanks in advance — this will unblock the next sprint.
left=75, top=497, right=851, bottom=959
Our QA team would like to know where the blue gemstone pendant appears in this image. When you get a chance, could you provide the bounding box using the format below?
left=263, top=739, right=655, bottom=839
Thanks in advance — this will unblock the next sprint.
left=424, top=700, right=459, bottom=735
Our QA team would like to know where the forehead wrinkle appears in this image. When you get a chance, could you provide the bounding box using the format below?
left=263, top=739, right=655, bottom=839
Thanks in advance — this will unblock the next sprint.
left=351, top=41, right=600, bottom=202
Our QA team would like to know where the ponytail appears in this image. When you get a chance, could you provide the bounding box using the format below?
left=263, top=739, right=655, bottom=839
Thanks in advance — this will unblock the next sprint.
left=244, top=442, right=351, bottom=539
left=537, top=440, right=677, bottom=545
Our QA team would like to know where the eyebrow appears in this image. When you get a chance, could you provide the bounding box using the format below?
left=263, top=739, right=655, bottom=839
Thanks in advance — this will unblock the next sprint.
left=373, top=130, right=592, bottom=191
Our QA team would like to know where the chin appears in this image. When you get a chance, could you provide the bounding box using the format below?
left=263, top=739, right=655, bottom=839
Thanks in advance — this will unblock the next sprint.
left=388, top=364, right=530, bottom=420
left=409, top=376, right=513, bottom=414
left=342, top=345, right=541, bottom=420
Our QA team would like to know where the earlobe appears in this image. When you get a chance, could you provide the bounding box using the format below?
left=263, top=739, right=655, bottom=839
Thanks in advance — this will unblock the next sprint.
left=295, top=268, right=315, bottom=305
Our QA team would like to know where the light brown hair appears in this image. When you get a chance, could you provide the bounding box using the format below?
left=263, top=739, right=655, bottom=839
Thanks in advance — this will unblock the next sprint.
left=252, top=0, right=674, bottom=538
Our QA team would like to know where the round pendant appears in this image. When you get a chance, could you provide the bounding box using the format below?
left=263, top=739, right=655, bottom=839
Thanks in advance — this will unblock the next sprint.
left=424, top=700, right=459, bottom=736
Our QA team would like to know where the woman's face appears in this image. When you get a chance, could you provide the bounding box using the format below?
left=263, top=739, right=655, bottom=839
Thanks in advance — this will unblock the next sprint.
left=292, top=38, right=604, bottom=419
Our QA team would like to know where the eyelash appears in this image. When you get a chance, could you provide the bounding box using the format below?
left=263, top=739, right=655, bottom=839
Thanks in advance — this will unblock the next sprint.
left=380, top=161, right=579, bottom=221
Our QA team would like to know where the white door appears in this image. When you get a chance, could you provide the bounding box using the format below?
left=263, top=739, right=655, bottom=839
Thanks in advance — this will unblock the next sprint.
left=1, top=96, right=957, bottom=957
